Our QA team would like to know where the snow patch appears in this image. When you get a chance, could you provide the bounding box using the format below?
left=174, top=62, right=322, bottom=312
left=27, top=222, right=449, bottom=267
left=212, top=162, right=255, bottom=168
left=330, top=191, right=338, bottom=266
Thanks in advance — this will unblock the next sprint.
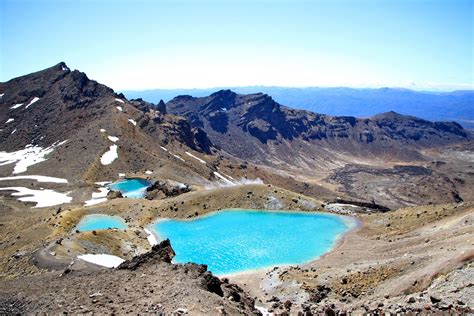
left=0, top=141, right=67, bottom=174
left=221, top=172, right=235, bottom=181
left=84, top=186, right=110, bottom=207
left=0, top=187, right=72, bottom=208
left=160, top=146, right=168, bottom=152
left=185, top=151, right=206, bottom=164
left=173, top=154, right=185, bottom=162
left=145, top=170, right=153, bottom=175
left=255, top=306, right=273, bottom=316
left=25, top=97, right=40, bottom=109
left=77, top=254, right=125, bottom=268
left=107, top=136, right=119, bottom=142
left=205, top=177, right=264, bottom=189
left=0, top=93, right=4, bottom=98
left=84, top=198, right=108, bottom=206
left=100, top=129, right=106, bottom=133
left=213, top=172, right=234, bottom=185
left=118, top=173, right=125, bottom=177
left=92, top=187, right=109, bottom=199
left=10, top=129, right=16, bottom=135
left=62, top=65, right=69, bottom=71
left=115, top=98, right=125, bottom=104
left=10, top=103, right=23, bottom=109
left=116, top=106, right=123, bottom=112
left=5, top=118, right=14, bottom=124
left=100, top=145, right=118, bottom=165
left=0, top=175, right=68, bottom=183
left=95, top=181, right=111, bottom=186
left=128, top=119, right=137, bottom=126
left=144, top=228, right=158, bottom=246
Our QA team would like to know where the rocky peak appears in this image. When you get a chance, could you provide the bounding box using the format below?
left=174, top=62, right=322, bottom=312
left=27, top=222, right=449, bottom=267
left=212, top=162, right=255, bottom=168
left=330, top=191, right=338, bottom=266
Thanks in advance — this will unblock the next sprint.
left=157, top=99, right=167, bottom=114
left=118, top=239, right=175, bottom=270
left=203, top=89, right=237, bottom=112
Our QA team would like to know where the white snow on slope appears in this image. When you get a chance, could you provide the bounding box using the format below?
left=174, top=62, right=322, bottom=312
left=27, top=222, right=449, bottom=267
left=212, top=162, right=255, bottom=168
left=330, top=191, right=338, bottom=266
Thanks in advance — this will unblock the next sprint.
left=0, top=175, right=68, bottom=183
left=25, top=97, right=40, bottom=109
left=5, top=118, right=14, bottom=124
left=62, top=65, right=69, bottom=71
left=107, top=136, right=119, bottom=142
left=128, top=119, right=137, bottom=126
left=116, top=106, right=123, bottom=112
left=0, top=141, right=67, bottom=174
left=11, top=103, right=23, bottom=109
left=255, top=306, right=273, bottom=316
left=221, top=171, right=235, bottom=181
left=0, top=93, right=4, bottom=98
left=100, top=145, right=118, bottom=165
left=11, top=129, right=16, bottom=135
left=144, top=228, right=158, bottom=246
left=95, top=181, right=111, bottom=186
left=100, top=128, right=106, bottom=133
left=185, top=151, right=206, bottom=164
left=0, top=187, right=72, bottom=208
left=118, top=173, right=125, bottom=177
left=84, top=186, right=110, bottom=207
left=173, top=154, right=185, bottom=162
left=205, top=177, right=263, bottom=189
left=77, top=254, right=125, bottom=268
left=115, top=98, right=125, bottom=104
left=213, top=172, right=234, bottom=185
left=160, top=146, right=168, bottom=152
left=92, top=187, right=109, bottom=199
left=145, top=170, right=153, bottom=175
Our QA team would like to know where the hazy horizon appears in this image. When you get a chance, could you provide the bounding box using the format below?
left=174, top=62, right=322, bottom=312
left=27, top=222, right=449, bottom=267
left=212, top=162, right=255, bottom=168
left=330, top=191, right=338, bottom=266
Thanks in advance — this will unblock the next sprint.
left=122, top=84, right=474, bottom=94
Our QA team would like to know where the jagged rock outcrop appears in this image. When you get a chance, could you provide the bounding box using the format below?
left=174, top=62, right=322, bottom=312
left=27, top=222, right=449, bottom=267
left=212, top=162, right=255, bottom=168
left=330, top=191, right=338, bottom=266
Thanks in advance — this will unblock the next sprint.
left=145, top=180, right=191, bottom=199
left=118, top=239, right=175, bottom=269
left=106, top=190, right=123, bottom=200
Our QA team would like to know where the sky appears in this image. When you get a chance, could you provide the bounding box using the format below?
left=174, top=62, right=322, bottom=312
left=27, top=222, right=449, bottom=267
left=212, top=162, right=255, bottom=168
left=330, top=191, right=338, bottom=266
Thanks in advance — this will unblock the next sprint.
left=0, top=0, right=473, bottom=90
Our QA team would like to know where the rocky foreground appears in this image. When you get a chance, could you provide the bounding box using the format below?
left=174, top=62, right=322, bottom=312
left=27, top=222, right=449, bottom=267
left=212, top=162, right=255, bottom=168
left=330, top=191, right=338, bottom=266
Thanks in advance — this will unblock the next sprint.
left=0, top=240, right=258, bottom=314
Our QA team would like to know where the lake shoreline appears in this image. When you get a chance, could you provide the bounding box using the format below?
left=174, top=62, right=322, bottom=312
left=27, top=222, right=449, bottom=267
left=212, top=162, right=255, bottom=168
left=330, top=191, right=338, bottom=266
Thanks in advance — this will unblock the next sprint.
left=148, top=208, right=359, bottom=276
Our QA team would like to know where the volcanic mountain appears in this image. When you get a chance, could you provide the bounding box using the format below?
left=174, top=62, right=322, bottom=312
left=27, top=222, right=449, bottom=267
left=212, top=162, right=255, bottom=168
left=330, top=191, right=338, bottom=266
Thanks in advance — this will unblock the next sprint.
left=0, top=62, right=218, bottom=188
left=167, top=89, right=468, bottom=167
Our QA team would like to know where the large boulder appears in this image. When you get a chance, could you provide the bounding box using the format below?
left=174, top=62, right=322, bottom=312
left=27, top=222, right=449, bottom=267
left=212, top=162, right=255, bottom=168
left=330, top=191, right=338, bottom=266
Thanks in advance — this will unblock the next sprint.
left=145, top=180, right=191, bottom=200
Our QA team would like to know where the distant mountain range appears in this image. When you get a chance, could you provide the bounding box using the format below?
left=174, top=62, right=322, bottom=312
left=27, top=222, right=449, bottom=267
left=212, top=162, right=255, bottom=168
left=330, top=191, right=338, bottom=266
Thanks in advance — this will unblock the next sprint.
left=123, top=87, right=474, bottom=129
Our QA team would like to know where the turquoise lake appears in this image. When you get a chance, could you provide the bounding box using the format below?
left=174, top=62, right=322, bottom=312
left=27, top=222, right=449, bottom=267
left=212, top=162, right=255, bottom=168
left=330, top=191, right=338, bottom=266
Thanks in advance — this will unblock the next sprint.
left=76, top=214, right=127, bottom=232
left=108, top=178, right=151, bottom=198
left=152, top=210, right=353, bottom=275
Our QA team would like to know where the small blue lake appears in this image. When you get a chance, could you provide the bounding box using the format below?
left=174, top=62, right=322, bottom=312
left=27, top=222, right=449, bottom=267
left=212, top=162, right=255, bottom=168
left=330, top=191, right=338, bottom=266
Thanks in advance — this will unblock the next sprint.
left=76, top=214, right=127, bottom=232
left=108, top=178, right=151, bottom=198
left=152, top=210, right=354, bottom=275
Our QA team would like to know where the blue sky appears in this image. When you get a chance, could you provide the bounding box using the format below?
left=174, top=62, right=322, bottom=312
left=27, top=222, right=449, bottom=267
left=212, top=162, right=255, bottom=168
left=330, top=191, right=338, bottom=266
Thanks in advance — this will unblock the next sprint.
left=1, top=0, right=472, bottom=90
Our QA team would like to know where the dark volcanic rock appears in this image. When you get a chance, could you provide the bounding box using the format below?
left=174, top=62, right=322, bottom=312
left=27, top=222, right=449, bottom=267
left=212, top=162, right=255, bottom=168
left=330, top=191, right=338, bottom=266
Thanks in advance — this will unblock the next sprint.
left=166, top=89, right=469, bottom=166
left=118, top=239, right=175, bottom=269
left=145, top=180, right=191, bottom=199
left=106, top=190, right=123, bottom=200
